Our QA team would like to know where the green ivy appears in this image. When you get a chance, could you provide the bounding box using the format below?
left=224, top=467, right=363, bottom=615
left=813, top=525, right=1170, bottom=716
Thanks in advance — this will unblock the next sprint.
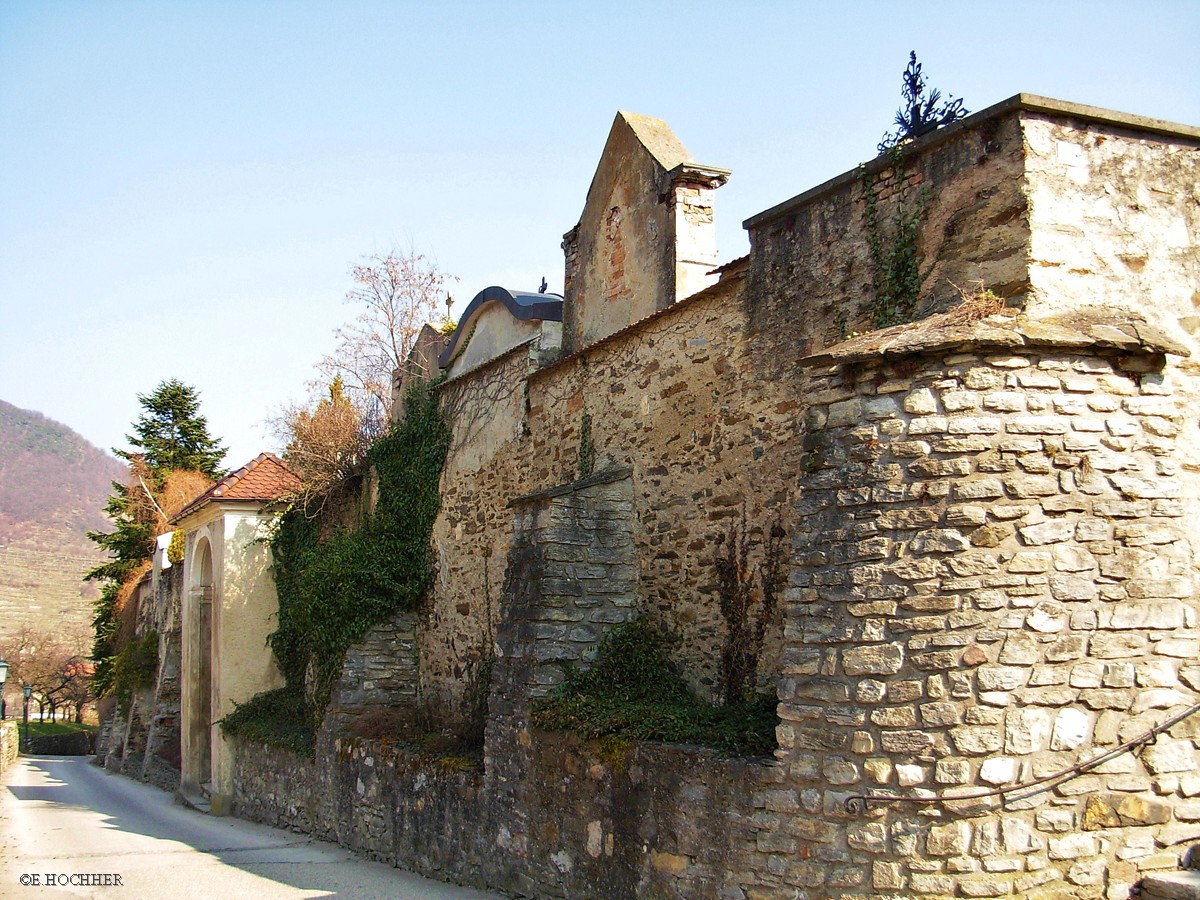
left=577, top=411, right=594, bottom=478
left=862, top=145, right=934, bottom=328
left=532, top=618, right=778, bottom=756
left=247, top=383, right=450, bottom=743
left=219, top=686, right=314, bottom=757
left=111, top=630, right=158, bottom=714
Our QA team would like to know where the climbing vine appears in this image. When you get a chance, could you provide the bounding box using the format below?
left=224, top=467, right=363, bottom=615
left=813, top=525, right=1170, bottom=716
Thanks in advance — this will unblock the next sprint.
left=715, top=509, right=785, bottom=706
left=224, top=382, right=449, bottom=747
left=577, top=411, right=594, bottom=478
left=861, top=145, right=934, bottom=329
left=111, top=630, right=158, bottom=714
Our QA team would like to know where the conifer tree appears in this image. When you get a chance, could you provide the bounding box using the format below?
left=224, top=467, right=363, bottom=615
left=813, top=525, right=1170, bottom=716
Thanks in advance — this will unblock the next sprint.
left=88, top=379, right=226, bottom=695
left=122, top=379, right=227, bottom=481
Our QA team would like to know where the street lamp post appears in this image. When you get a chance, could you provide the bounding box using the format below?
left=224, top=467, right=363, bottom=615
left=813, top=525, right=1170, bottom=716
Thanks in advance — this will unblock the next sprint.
left=22, top=684, right=32, bottom=753
left=0, top=657, right=8, bottom=720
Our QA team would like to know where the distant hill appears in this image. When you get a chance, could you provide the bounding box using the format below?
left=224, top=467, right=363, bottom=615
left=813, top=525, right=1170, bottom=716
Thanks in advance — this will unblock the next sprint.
left=0, top=400, right=126, bottom=642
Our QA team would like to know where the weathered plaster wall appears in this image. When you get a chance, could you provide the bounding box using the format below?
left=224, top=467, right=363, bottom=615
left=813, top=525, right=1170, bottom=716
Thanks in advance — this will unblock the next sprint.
left=1022, top=112, right=1200, bottom=348
left=445, top=304, right=546, bottom=379
left=211, top=509, right=285, bottom=812
left=179, top=506, right=284, bottom=813
left=562, top=115, right=676, bottom=352
left=562, top=112, right=726, bottom=353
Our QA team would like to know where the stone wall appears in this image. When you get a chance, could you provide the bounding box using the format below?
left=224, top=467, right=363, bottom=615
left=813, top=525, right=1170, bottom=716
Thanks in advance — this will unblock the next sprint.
left=98, top=564, right=182, bottom=791
left=763, top=320, right=1200, bottom=898
left=743, top=98, right=1032, bottom=369
left=233, top=729, right=771, bottom=898
left=0, top=721, right=17, bottom=773
left=1021, top=108, right=1200, bottom=336
left=327, top=608, right=419, bottom=731
left=229, top=96, right=1200, bottom=898
left=499, top=469, right=638, bottom=698
left=426, top=270, right=796, bottom=714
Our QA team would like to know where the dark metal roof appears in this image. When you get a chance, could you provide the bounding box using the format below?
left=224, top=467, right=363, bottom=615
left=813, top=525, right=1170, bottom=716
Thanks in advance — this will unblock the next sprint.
left=438, top=285, right=564, bottom=368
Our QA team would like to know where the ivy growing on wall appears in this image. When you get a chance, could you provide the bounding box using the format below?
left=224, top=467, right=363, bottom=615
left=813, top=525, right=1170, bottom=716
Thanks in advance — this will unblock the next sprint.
left=862, top=146, right=933, bottom=329
left=859, top=53, right=967, bottom=330
left=111, top=630, right=158, bottom=714
left=223, top=383, right=449, bottom=749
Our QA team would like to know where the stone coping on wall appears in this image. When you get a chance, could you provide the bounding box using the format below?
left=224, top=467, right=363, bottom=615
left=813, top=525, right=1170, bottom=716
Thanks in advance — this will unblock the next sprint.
left=507, top=465, right=633, bottom=508
left=798, top=308, right=1191, bottom=369
left=745, top=93, right=1200, bottom=233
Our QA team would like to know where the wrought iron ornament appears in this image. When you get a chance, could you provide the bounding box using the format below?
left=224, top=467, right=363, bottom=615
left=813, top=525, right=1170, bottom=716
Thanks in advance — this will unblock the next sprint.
left=879, top=52, right=968, bottom=152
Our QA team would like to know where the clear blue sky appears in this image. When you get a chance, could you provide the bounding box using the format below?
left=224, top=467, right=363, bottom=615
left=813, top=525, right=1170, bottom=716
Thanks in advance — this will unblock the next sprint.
left=1, top=1, right=1197, bottom=468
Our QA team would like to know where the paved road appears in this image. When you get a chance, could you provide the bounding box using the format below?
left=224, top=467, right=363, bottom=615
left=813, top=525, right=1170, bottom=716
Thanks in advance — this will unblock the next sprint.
left=0, top=755, right=501, bottom=899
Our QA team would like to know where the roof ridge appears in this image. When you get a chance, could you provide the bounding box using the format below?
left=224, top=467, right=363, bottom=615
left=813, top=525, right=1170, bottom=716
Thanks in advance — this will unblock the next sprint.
left=172, top=452, right=299, bottom=523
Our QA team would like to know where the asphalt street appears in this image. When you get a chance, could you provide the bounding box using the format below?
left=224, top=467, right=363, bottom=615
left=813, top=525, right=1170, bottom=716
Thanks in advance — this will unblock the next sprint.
left=0, top=755, right=501, bottom=899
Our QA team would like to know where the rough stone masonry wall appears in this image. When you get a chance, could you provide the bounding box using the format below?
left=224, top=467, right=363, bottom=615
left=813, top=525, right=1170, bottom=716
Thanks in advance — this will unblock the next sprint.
left=0, top=721, right=17, bottom=773
left=497, top=470, right=638, bottom=700
left=328, top=609, right=418, bottom=731
left=99, top=564, right=182, bottom=791
left=743, top=101, right=1031, bottom=372
left=233, top=727, right=770, bottom=898
left=768, top=340, right=1200, bottom=899
left=1021, top=112, right=1200, bottom=339
left=426, top=275, right=798, bottom=714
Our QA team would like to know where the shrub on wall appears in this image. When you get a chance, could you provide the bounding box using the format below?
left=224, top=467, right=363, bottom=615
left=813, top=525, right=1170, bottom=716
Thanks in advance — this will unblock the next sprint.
left=111, top=630, right=158, bottom=713
left=533, top=618, right=777, bottom=756
left=225, top=383, right=449, bottom=749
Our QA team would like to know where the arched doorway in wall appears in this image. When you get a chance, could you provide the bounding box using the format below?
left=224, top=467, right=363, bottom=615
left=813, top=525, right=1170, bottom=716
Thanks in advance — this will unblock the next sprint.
left=191, top=537, right=215, bottom=791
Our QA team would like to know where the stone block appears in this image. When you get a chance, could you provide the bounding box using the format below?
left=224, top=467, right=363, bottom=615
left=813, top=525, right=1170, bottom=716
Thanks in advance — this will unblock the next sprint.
left=927, top=821, right=972, bottom=857
left=979, top=757, right=1019, bottom=785
left=1050, top=708, right=1091, bottom=750
left=904, top=388, right=938, bottom=415
left=1006, top=708, right=1052, bottom=754
left=951, top=725, right=1003, bottom=755
left=1020, top=520, right=1075, bottom=545
left=1048, top=833, right=1099, bottom=860
left=1049, top=574, right=1099, bottom=602
left=1144, top=739, right=1198, bottom=774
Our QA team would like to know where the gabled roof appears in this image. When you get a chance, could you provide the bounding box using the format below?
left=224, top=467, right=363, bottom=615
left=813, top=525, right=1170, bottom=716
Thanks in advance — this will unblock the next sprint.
left=172, top=452, right=300, bottom=522
left=438, top=285, right=564, bottom=368
left=616, top=110, right=694, bottom=170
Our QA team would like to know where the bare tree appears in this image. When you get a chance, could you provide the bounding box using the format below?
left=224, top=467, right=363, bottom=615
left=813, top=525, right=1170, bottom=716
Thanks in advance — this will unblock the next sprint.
left=0, top=627, right=92, bottom=722
left=314, top=250, right=454, bottom=428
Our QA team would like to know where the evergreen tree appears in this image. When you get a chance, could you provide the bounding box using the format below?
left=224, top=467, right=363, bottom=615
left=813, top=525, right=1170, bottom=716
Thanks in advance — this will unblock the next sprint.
left=88, top=379, right=226, bottom=695
left=122, top=379, right=227, bottom=480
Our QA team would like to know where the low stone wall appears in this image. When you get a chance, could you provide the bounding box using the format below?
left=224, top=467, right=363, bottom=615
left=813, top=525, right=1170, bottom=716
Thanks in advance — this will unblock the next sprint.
left=27, top=730, right=93, bottom=755
left=233, top=728, right=771, bottom=897
left=0, top=721, right=17, bottom=772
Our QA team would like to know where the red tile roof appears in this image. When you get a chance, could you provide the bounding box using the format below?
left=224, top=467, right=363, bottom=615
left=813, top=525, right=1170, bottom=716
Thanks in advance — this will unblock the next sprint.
left=172, top=452, right=300, bottom=522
